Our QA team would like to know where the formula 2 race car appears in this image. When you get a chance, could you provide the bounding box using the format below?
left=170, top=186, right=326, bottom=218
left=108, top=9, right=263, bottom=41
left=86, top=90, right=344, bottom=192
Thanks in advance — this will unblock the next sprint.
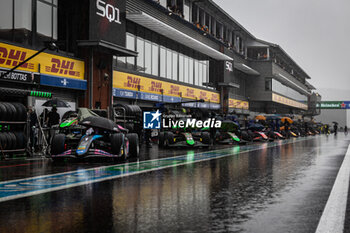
left=50, top=112, right=139, bottom=161
left=158, top=129, right=210, bottom=148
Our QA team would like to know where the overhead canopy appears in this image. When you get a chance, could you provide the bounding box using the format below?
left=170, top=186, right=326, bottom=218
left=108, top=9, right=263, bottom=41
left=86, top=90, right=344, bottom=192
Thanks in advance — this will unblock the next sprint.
left=77, top=40, right=138, bottom=57
left=126, top=12, right=233, bottom=61
left=234, top=62, right=260, bottom=76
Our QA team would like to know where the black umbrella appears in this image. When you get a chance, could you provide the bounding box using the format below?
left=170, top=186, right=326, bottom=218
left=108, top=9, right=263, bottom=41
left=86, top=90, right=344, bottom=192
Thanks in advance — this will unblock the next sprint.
left=248, top=123, right=265, bottom=131
left=332, top=121, right=338, bottom=124
left=221, top=120, right=239, bottom=131
left=266, top=115, right=281, bottom=120
left=42, top=98, right=70, bottom=108
left=79, top=116, right=119, bottom=132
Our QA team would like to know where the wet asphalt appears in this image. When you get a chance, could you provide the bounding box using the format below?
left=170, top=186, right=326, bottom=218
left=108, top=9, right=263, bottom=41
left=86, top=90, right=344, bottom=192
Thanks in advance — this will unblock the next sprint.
left=0, top=134, right=349, bottom=233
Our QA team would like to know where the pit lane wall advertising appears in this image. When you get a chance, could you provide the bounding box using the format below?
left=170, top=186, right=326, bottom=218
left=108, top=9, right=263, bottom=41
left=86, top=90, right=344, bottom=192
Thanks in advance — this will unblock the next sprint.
left=272, top=93, right=308, bottom=110
left=113, top=71, right=220, bottom=109
left=316, top=101, right=350, bottom=109
left=0, top=42, right=86, bottom=89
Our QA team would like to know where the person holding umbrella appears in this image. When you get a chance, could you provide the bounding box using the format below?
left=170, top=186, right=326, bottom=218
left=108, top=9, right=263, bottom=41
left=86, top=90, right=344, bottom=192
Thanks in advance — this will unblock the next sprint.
left=47, top=106, right=60, bottom=127
left=333, top=122, right=338, bottom=136
left=47, top=106, right=60, bottom=142
left=345, top=125, right=348, bottom=136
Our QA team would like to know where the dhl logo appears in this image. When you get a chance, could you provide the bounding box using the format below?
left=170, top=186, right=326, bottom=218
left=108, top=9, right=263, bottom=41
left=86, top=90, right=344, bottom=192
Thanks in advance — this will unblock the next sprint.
left=125, top=76, right=143, bottom=89
left=211, top=93, right=219, bottom=102
left=199, top=91, right=208, bottom=101
left=185, top=88, right=195, bottom=98
left=149, top=81, right=162, bottom=92
left=168, top=85, right=180, bottom=95
left=45, top=58, right=80, bottom=77
left=0, top=46, right=35, bottom=70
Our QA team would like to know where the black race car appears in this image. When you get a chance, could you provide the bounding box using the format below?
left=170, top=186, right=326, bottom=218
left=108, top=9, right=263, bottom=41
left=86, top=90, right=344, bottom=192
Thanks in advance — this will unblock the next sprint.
left=50, top=111, right=139, bottom=161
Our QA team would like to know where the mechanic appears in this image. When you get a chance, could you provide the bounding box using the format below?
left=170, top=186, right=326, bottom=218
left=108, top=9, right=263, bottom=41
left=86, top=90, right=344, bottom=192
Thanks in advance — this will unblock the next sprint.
left=28, top=106, right=38, bottom=152
left=47, top=106, right=60, bottom=142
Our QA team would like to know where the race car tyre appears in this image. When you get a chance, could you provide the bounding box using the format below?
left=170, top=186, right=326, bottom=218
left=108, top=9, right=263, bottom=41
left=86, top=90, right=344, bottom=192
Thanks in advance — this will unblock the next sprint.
left=127, top=133, right=139, bottom=158
left=0, top=133, right=7, bottom=150
left=2, top=102, right=16, bottom=121
left=3, top=132, right=13, bottom=150
left=158, top=132, right=165, bottom=147
left=166, top=132, right=174, bottom=145
left=51, top=134, right=66, bottom=156
left=12, top=103, right=26, bottom=121
left=13, top=132, right=25, bottom=149
left=124, top=123, right=134, bottom=132
left=241, top=131, right=252, bottom=142
left=201, top=132, right=210, bottom=144
left=111, top=133, right=124, bottom=156
left=129, top=105, right=142, bottom=116
left=0, top=103, right=7, bottom=121
left=8, top=132, right=17, bottom=149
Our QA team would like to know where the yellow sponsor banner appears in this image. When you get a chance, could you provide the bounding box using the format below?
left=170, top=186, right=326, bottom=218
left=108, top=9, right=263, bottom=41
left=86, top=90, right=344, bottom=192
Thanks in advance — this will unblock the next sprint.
left=272, top=93, right=308, bottom=110
left=229, top=98, right=249, bottom=110
left=113, top=71, right=220, bottom=103
left=0, top=42, right=84, bottom=80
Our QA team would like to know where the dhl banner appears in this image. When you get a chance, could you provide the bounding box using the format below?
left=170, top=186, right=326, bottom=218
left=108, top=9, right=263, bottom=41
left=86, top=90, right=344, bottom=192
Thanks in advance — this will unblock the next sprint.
left=0, top=42, right=84, bottom=80
left=272, top=93, right=308, bottom=110
left=229, top=98, right=249, bottom=110
left=113, top=71, right=220, bottom=103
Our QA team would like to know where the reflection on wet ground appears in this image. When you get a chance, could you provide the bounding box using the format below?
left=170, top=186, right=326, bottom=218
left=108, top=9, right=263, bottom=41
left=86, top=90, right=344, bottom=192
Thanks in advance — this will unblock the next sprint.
left=0, top=135, right=348, bottom=233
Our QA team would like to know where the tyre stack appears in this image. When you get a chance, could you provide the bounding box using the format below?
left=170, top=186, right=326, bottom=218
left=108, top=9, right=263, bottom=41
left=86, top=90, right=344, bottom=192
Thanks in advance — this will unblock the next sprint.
left=0, top=102, right=27, bottom=151
left=114, top=104, right=142, bottom=132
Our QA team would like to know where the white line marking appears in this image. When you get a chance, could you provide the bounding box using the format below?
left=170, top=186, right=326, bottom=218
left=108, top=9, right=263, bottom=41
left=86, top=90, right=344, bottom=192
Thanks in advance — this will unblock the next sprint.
left=315, top=143, right=350, bottom=233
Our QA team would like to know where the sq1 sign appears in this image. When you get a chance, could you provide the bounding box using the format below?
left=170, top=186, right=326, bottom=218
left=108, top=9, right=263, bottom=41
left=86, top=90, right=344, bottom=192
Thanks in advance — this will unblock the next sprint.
left=90, top=0, right=126, bottom=47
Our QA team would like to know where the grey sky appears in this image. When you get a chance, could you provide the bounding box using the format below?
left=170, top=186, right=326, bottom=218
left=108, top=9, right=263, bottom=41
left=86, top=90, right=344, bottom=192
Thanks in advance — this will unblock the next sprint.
left=215, top=0, right=350, bottom=99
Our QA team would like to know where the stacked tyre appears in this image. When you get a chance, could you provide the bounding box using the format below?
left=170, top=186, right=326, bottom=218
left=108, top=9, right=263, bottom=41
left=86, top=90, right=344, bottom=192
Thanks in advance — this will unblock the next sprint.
left=115, top=104, right=142, bottom=117
left=0, top=102, right=27, bottom=121
left=0, top=132, right=26, bottom=150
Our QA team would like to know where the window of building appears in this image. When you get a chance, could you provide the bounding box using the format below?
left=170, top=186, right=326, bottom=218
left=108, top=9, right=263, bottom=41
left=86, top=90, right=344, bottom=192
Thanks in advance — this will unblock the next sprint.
left=136, top=38, right=144, bottom=72
left=198, top=62, right=203, bottom=86
left=265, top=78, right=272, bottom=91
left=183, top=0, right=190, bottom=21
left=126, top=34, right=135, bottom=68
left=179, top=54, right=184, bottom=82
left=160, top=46, right=166, bottom=78
left=160, top=0, right=167, bottom=8
left=184, top=56, right=189, bottom=83
left=199, top=8, right=205, bottom=26
left=152, top=43, right=159, bottom=76
left=192, top=4, right=198, bottom=23
left=122, top=33, right=211, bottom=88
left=205, top=14, right=210, bottom=29
left=166, top=49, right=172, bottom=79
left=203, top=61, right=208, bottom=85
left=189, top=58, right=194, bottom=84
left=194, top=60, right=199, bottom=86
left=144, top=40, right=152, bottom=74
left=0, top=0, right=13, bottom=29
left=167, top=0, right=184, bottom=17
left=37, top=0, right=57, bottom=39
left=271, top=79, right=307, bottom=102
left=172, top=51, right=178, bottom=81
left=0, top=0, right=33, bottom=36
left=247, top=47, right=268, bottom=60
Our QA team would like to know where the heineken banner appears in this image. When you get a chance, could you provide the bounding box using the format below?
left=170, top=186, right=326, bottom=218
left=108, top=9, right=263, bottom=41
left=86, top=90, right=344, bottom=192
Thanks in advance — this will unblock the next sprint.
left=316, top=101, right=350, bottom=109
